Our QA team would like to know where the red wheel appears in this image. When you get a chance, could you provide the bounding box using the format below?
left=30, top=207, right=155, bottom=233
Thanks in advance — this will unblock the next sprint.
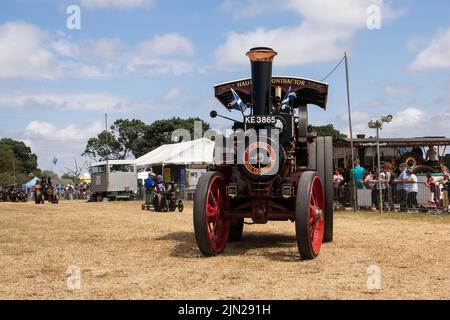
left=194, top=172, right=230, bottom=256
left=295, top=171, right=325, bottom=259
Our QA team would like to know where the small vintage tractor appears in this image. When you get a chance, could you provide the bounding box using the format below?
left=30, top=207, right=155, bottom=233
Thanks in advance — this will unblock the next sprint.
left=193, top=47, right=333, bottom=259
left=34, top=177, right=59, bottom=204
left=152, top=182, right=184, bottom=213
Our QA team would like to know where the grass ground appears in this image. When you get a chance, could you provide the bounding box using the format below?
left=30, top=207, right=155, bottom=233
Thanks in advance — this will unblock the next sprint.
left=1, top=200, right=449, bottom=299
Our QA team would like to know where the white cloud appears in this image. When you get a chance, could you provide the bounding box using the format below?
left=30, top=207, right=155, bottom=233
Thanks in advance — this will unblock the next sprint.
left=0, top=20, right=196, bottom=79
left=336, top=107, right=450, bottom=138
left=0, top=87, right=185, bottom=112
left=24, top=121, right=104, bottom=143
left=383, top=82, right=417, bottom=95
left=0, top=93, right=127, bottom=112
left=21, top=121, right=106, bottom=171
left=216, top=25, right=353, bottom=67
left=216, top=0, right=401, bottom=67
left=0, top=21, right=57, bottom=79
left=162, top=87, right=182, bottom=102
left=410, top=27, right=450, bottom=72
left=80, top=0, right=154, bottom=9
left=219, top=0, right=280, bottom=19
left=134, top=33, right=195, bottom=57
left=285, top=0, right=400, bottom=29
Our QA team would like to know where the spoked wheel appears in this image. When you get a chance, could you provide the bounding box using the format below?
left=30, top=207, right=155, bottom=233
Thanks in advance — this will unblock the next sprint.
left=178, top=200, right=184, bottom=213
left=295, top=171, right=325, bottom=260
left=194, top=172, right=230, bottom=256
left=169, top=200, right=177, bottom=212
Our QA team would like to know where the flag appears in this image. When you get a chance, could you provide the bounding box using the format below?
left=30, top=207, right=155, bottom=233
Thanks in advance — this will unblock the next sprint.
left=52, top=156, right=58, bottom=165
left=281, top=86, right=297, bottom=108
left=229, top=88, right=247, bottom=112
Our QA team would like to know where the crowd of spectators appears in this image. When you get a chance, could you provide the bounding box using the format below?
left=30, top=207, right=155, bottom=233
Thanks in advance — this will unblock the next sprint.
left=333, top=160, right=450, bottom=212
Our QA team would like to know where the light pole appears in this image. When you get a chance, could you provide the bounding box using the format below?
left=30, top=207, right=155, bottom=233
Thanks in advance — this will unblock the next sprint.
left=368, top=115, right=393, bottom=213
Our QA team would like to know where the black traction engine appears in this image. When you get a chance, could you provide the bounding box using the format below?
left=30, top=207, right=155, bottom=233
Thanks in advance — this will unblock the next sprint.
left=193, top=47, right=333, bottom=260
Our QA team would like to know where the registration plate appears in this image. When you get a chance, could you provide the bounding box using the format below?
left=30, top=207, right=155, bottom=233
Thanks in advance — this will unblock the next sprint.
left=244, top=115, right=276, bottom=125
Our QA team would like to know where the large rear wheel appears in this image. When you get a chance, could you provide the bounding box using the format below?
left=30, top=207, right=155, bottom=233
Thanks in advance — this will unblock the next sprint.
left=295, top=171, right=325, bottom=260
left=194, top=172, right=230, bottom=256
left=313, top=137, right=334, bottom=242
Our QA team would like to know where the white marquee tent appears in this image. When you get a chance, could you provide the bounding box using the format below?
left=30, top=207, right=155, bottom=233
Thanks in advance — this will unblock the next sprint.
left=135, top=138, right=215, bottom=167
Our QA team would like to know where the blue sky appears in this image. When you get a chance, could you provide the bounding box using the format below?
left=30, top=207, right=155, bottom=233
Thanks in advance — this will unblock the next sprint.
left=0, top=0, right=449, bottom=174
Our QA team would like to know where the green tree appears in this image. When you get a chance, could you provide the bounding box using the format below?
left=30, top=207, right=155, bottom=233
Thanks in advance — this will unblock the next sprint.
left=0, top=138, right=38, bottom=174
left=0, top=145, right=15, bottom=173
left=82, top=130, right=122, bottom=161
left=135, top=117, right=210, bottom=157
left=82, top=119, right=147, bottom=161
left=312, top=124, right=346, bottom=138
left=82, top=117, right=211, bottom=160
left=110, top=119, right=147, bottom=158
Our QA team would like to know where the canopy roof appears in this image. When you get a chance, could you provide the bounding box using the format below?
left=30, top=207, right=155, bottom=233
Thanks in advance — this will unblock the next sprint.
left=22, top=176, right=39, bottom=189
left=135, top=138, right=215, bottom=166
left=91, top=159, right=136, bottom=167
left=214, top=76, right=328, bottom=111
left=334, top=136, right=450, bottom=148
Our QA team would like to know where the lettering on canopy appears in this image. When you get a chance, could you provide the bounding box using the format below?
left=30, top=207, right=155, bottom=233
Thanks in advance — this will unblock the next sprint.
left=214, top=77, right=328, bottom=109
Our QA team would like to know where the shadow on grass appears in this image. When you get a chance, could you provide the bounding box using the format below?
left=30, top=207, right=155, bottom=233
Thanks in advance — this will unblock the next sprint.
left=156, top=231, right=302, bottom=261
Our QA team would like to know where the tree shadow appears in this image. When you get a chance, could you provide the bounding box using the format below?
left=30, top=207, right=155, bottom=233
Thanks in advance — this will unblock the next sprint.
left=156, top=231, right=303, bottom=261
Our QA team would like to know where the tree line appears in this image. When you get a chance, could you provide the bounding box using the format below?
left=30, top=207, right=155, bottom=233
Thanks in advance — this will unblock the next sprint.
left=82, top=116, right=345, bottom=161
left=82, top=117, right=210, bottom=161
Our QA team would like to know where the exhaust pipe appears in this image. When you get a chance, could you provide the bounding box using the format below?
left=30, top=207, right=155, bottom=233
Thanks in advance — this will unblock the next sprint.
left=246, top=47, right=277, bottom=115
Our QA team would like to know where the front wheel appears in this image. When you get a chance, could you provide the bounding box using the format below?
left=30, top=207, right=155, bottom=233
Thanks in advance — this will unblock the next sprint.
left=193, top=172, right=230, bottom=256
left=228, top=218, right=244, bottom=241
left=178, top=200, right=184, bottom=213
left=295, top=172, right=325, bottom=260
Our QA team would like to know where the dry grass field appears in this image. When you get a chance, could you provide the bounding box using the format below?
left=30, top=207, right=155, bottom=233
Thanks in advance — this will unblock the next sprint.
left=1, top=200, right=450, bottom=300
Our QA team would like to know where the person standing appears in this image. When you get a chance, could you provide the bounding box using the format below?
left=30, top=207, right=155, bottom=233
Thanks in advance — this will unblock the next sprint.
left=333, top=168, right=344, bottom=199
left=439, top=174, right=450, bottom=210
left=426, top=145, right=439, bottom=167
left=425, top=173, right=440, bottom=206
left=363, top=170, right=377, bottom=210
left=383, top=164, right=395, bottom=211
left=396, top=163, right=408, bottom=211
left=350, top=160, right=365, bottom=189
left=405, top=169, right=418, bottom=209
left=144, top=172, right=156, bottom=206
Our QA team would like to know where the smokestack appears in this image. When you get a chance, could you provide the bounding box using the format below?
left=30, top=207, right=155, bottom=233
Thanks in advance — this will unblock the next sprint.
left=246, top=47, right=277, bottom=116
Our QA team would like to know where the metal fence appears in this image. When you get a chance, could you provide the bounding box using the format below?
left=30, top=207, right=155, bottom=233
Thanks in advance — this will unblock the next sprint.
left=334, top=181, right=450, bottom=213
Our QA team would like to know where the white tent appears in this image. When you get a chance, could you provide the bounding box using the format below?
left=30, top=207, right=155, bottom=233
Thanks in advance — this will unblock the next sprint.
left=135, top=138, right=215, bottom=167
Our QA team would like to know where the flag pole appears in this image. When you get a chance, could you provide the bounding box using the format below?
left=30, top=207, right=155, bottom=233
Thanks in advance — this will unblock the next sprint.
left=344, top=52, right=357, bottom=212
left=105, top=113, right=109, bottom=195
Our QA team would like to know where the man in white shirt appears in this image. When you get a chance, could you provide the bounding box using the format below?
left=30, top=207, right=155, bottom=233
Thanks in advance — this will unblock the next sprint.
left=405, top=169, right=418, bottom=209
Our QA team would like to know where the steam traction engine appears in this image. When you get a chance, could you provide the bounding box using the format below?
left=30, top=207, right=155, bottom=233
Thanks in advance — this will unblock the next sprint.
left=193, top=48, right=333, bottom=259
